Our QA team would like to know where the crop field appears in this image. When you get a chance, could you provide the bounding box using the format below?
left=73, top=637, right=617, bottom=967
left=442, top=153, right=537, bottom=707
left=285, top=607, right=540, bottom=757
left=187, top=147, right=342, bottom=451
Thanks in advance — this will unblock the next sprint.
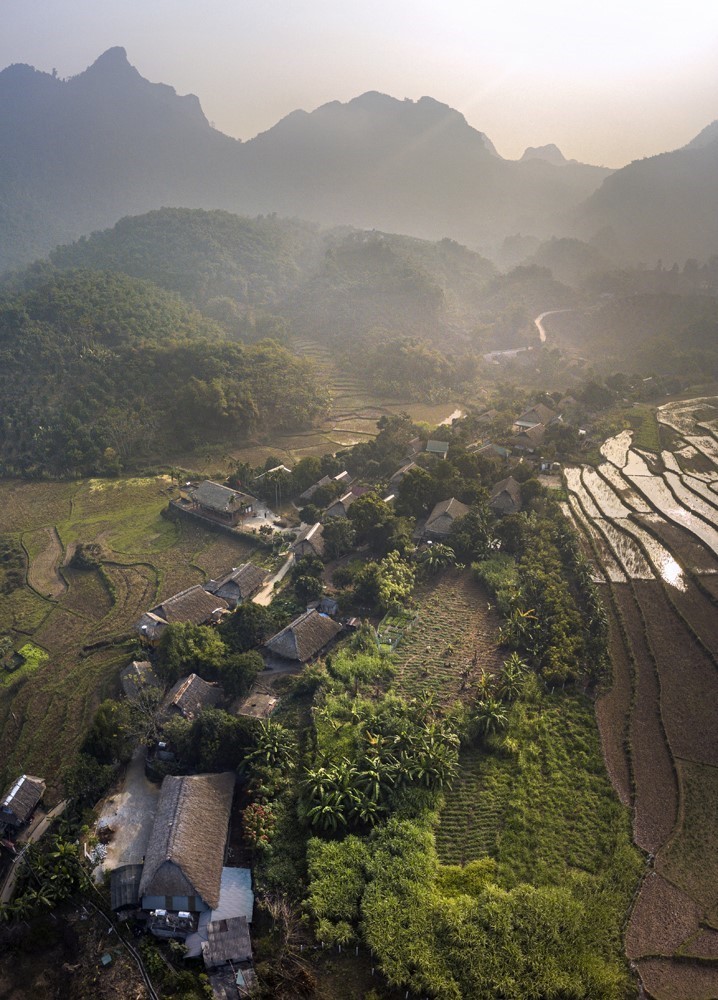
left=391, top=568, right=504, bottom=704
left=0, top=476, right=268, bottom=798
left=436, top=692, right=641, bottom=931
left=562, top=399, right=718, bottom=997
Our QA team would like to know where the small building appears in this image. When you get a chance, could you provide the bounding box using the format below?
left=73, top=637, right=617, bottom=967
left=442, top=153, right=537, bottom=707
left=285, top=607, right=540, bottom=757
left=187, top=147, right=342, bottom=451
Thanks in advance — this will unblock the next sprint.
left=421, top=498, right=470, bottom=541
left=237, top=691, right=278, bottom=719
left=136, top=586, right=229, bottom=645
left=265, top=609, right=343, bottom=663
left=388, top=461, right=417, bottom=487
left=291, top=523, right=325, bottom=560
left=297, top=475, right=333, bottom=504
left=513, top=403, right=560, bottom=431
left=333, top=470, right=353, bottom=488
left=252, top=464, right=292, bottom=482
left=139, top=772, right=235, bottom=915
left=426, top=440, right=449, bottom=459
left=510, top=424, right=546, bottom=453
left=204, top=564, right=268, bottom=608
left=405, top=436, right=423, bottom=457
left=489, top=476, right=523, bottom=516
left=162, top=674, right=223, bottom=722
left=0, top=774, right=45, bottom=831
left=190, top=481, right=256, bottom=526
left=472, top=442, right=511, bottom=461
left=202, top=915, right=252, bottom=969
left=323, top=490, right=357, bottom=520
left=120, top=661, right=161, bottom=703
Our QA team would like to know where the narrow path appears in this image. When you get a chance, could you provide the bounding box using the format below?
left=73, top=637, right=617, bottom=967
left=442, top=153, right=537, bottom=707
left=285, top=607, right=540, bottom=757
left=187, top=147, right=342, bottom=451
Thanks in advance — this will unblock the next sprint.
left=252, top=553, right=293, bottom=606
left=534, top=308, right=572, bottom=343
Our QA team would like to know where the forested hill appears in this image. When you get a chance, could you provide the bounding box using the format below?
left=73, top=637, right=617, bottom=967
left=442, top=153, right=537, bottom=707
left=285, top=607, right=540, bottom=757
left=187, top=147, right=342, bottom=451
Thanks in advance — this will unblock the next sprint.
left=0, top=269, right=329, bottom=477
left=46, top=208, right=503, bottom=341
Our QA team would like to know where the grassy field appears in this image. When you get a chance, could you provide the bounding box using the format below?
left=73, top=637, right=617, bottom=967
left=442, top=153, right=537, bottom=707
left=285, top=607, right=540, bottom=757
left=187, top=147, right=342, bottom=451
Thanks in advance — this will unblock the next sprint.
left=0, top=476, right=265, bottom=799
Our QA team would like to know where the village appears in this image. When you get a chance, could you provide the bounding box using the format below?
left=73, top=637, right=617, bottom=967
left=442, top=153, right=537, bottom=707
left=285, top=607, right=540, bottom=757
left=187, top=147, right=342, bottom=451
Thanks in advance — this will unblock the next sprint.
left=0, top=396, right=587, bottom=999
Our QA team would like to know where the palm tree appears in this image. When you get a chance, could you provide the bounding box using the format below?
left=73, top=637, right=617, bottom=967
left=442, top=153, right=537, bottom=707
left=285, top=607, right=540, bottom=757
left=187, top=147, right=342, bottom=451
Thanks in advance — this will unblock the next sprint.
left=472, top=697, right=509, bottom=740
left=498, top=653, right=528, bottom=702
left=420, top=543, right=456, bottom=574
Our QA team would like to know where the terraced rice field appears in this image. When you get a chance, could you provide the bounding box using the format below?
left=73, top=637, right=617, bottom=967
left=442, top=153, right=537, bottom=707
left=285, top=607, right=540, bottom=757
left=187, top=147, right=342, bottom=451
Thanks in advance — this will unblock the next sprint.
left=0, top=476, right=265, bottom=797
left=561, top=397, right=718, bottom=998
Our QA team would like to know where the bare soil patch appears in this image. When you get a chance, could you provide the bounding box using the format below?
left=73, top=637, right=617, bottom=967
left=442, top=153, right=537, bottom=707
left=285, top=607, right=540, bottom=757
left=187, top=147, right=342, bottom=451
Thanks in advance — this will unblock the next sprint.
left=626, top=872, right=703, bottom=960
left=25, top=526, right=66, bottom=599
left=637, top=956, right=718, bottom=1000
left=594, top=585, right=633, bottom=807
left=613, top=587, right=678, bottom=852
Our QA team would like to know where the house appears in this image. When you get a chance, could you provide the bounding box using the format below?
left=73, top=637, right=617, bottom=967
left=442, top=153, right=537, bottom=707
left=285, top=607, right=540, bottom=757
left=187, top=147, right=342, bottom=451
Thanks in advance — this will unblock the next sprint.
left=510, top=424, right=546, bottom=453
left=513, top=403, right=560, bottom=431
left=265, top=609, right=343, bottom=662
left=405, top=436, right=423, bottom=457
left=489, top=477, right=523, bottom=516
left=472, top=442, right=511, bottom=461
left=388, top=461, right=417, bottom=487
left=139, top=772, right=235, bottom=916
left=136, top=586, right=229, bottom=645
left=297, top=475, right=333, bottom=504
left=291, top=522, right=325, bottom=560
left=162, top=674, right=223, bottom=722
left=252, top=464, right=292, bottom=482
left=421, top=498, right=470, bottom=541
left=0, top=774, right=45, bottom=832
left=324, top=490, right=357, bottom=519
left=307, top=595, right=339, bottom=616
left=204, top=564, right=268, bottom=608
left=237, top=691, right=278, bottom=719
left=120, top=660, right=161, bottom=703
left=476, top=408, right=500, bottom=425
left=190, top=481, right=256, bottom=526
left=333, top=470, right=353, bottom=488
left=426, top=439, right=449, bottom=459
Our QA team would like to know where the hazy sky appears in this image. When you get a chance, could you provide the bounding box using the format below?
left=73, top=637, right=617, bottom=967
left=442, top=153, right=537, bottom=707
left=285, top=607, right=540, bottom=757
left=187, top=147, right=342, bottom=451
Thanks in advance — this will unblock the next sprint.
left=3, top=0, right=718, bottom=166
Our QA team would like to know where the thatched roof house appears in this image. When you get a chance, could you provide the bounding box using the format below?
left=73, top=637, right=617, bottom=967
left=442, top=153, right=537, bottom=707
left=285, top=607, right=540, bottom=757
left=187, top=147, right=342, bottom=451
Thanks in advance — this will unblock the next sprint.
left=139, top=772, right=235, bottom=912
left=297, top=475, right=332, bottom=503
left=389, top=461, right=417, bottom=487
left=265, top=609, right=342, bottom=662
left=136, top=586, right=229, bottom=644
left=191, top=481, right=256, bottom=524
left=0, top=774, right=45, bottom=829
left=324, top=490, right=357, bottom=520
left=514, top=403, right=559, bottom=430
left=120, top=660, right=161, bottom=703
left=202, top=916, right=252, bottom=969
left=291, top=523, right=325, bottom=560
left=422, top=497, right=470, bottom=540
left=510, top=423, right=545, bottom=452
left=162, top=674, right=223, bottom=722
left=489, top=476, right=523, bottom=516
left=204, top=563, right=268, bottom=608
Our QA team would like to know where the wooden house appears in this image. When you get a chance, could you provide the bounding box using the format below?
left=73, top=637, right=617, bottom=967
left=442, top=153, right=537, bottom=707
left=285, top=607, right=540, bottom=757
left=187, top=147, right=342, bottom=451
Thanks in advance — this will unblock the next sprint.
left=136, top=585, right=229, bottom=645
left=0, top=774, right=45, bottom=831
left=265, top=609, right=342, bottom=662
left=489, top=476, right=523, bottom=516
left=139, top=772, right=235, bottom=916
left=420, top=497, right=470, bottom=541
left=204, top=563, right=268, bottom=608
left=162, top=674, right=223, bottom=722
left=291, top=523, right=325, bottom=560
left=190, top=481, right=256, bottom=526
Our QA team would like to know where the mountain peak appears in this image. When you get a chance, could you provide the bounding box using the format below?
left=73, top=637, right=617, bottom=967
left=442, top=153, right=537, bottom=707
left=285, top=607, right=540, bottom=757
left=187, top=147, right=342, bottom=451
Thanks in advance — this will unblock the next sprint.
left=520, top=143, right=570, bottom=165
left=683, top=120, right=718, bottom=151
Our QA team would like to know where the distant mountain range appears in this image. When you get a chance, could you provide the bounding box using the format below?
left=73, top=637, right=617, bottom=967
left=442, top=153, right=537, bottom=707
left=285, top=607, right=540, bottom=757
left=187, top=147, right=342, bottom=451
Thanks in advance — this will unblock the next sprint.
left=0, top=47, right=716, bottom=271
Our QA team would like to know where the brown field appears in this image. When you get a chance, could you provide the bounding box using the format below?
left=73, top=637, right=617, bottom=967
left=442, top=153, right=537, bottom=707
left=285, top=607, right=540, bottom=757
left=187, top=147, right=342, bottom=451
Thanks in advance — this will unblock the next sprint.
left=24, top=526, right=66, bottom=599
left=612, top=586, right=678, bottom=852
left=626, top=873, right=703, bottom=960
left=594, top=586, right=633, bottom=807
left=391, top=568, right=504, bottom=704
left=637, top=957, right=718, bottom=1000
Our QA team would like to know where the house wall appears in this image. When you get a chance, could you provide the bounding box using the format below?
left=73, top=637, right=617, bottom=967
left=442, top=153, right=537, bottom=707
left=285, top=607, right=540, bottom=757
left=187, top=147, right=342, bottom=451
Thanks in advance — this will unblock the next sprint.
left=142, top=894, right=209, bottom=912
